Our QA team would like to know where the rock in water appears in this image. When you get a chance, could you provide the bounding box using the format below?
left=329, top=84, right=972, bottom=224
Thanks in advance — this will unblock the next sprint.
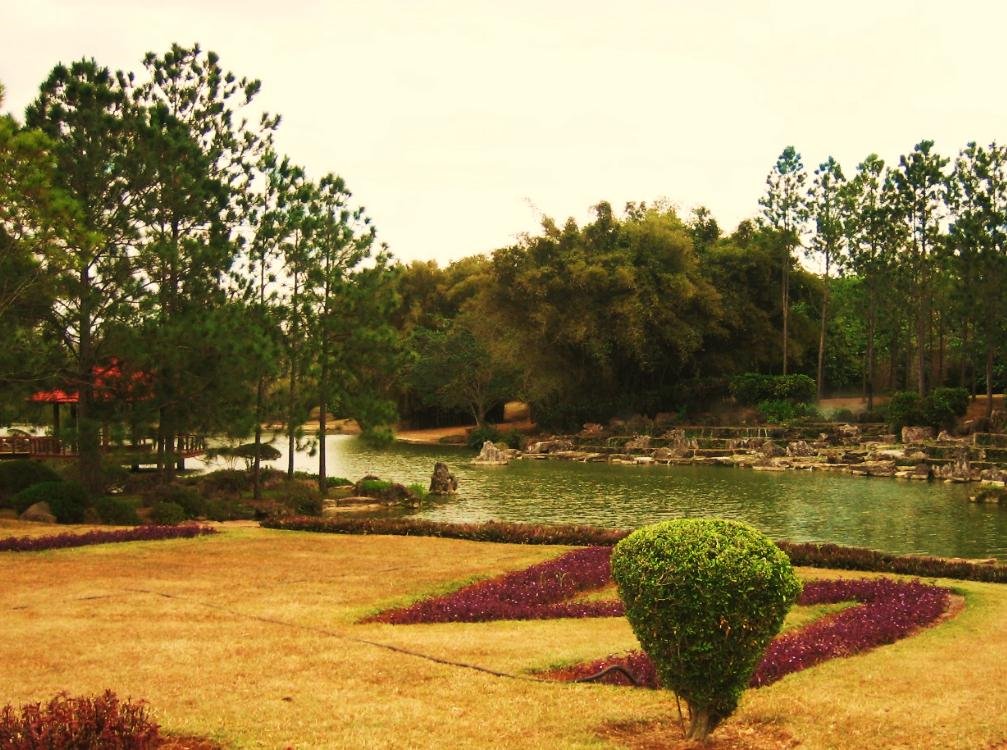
left=472, top=441, right=510, bottom=465
left=429, top=462, right=459, bottom=494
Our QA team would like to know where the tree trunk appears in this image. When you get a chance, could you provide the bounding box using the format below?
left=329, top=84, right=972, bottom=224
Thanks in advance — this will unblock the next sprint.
left=781, top=254, right=790, bottom=376
left=866, top=302, right=876, bottom=412
left=77, top=266, right=102, bottom=495
left=687, top=705, right=713, bottom=742
left=816, top=257, right=830, bottom=400
left=916, top=308, right=927, bottom=397
left=318, top=351, right=328, bottom=498
left=253, top=374, right=264, bottom=501
left=287, top=360, right=297, bottom=480
left=986, top=346, right=995, bottom=420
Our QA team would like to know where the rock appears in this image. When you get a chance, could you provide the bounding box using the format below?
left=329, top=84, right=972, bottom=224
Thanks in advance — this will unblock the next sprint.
left=912, top=462, right=932, bottom=480
left=760, top=441, right=785, bottom=458
left=624, top=435, right=652, bottom=451
left=936, top=430, right=962, bottom=443
left=634, top=456, right=655, bottom=465
left=429, top=462, right=459, bottom=494
left=472, top=441, right=510, bottom=466
left=841, top=451, right=866, bottom=464
left=526, top=439, right=575, bottom=455
left=979, top=468, right=1007, bottom=485
left=19, top=502, right=56, bottom=523
left=579, top=423, right=605, bottom=438
left=933, top=448, right=975, bottom=482
left=786, top=440, right=816, bottom=457
left=653, top=447, right=676, bottom=462
left=901, top=426, right=935, bottom=443
left=837, top=423, right=861, bottom=440
left=863, top=461, right=897, bottom=477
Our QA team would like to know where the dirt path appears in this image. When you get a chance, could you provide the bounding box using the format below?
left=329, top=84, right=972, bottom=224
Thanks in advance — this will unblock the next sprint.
left=397, top=421, right=535, bottom=445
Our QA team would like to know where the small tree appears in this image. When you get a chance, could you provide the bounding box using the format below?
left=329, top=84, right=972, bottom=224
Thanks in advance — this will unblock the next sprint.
left=611, top=518, right=801, bottom=742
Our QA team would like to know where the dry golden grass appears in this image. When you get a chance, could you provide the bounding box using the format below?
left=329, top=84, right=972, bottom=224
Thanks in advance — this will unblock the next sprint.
left=0, top=523, right=1005, bottom=749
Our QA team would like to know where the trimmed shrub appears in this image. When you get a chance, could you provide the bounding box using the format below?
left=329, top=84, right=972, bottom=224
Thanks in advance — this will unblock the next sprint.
left=198, top=469, right=253, bottom=496
left=204, top=498, right=256, bottom=521
left=829, top=408, right=855, bottom=423
left=360, top=426, right=395, bottom=447
left=610, top=519, right=801, bottom=741
left=731, top=373, right=816, bottom=405
left=12, top=481, right=90, bottom=523
left=274, top=480, right=323, bottom=515
left=0, top=690, right=160, bottom=748
left=145, top=483, right=205, bottom=518
left=925, top=386, right=969, bottom=430
left=94, top=496, right=141, bottom=526
left=886, top=391, right=925, bottom=434
left=0, top=460, right=61, bottom=500
left=150, top=501, right=186, bottom=526
left=756, top=399, right=821, bottom=423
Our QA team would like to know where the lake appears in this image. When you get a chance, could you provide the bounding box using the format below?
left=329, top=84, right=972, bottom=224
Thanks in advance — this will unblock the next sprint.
left=195, top=434, right=1006, bottom=559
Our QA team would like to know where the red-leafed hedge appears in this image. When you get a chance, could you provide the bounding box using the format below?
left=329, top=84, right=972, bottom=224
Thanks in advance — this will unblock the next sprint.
left=0, top=525, right=218, bottom=553
left=263, top=516, right=1007, bottom=583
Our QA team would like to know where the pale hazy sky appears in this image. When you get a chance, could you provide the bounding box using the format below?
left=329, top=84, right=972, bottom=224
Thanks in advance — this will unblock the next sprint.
left=4, top=1, right=1006, bottom=264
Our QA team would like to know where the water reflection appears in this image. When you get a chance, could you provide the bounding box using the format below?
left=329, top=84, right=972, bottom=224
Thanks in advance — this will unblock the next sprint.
left=195, top=434, right=1004, bottom=559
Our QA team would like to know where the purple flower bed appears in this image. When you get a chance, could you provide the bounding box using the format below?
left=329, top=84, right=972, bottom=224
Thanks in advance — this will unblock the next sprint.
left=0, top=524, right=218, bottom=553
left=545, top=577, right=951, bottom=689
left=364, top=546, right=623, bottom=623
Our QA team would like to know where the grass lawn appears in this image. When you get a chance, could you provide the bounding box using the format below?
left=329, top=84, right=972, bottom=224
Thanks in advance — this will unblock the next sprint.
left=0, top=521, right=1005, bottom=749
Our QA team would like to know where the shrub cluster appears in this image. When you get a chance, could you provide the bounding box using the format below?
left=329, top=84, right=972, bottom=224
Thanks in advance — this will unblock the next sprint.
left=150, top=501, right=187, bottom=526
left=94, top=496, right=142, bottom=526
left=263, top=517, right=1007, bottom=584
left=0, top=524, right=218, bottom=553
left=11, top=481, right=90, bottom=523
left=756, top=399, right=821, bottom=424
left=730, top=373, right=816, bottom=406
left=0, top=690, right=160, bottom=749
left=365, top=546, right=620, bottom=624
left=887, top=387, right=970, bottom=433
left=546, top=577, right=950, bottom=691
left=0, top=460, right=61, bottom=499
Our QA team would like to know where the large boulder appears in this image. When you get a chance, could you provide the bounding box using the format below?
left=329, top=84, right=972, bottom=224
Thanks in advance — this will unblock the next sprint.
left=429, top=462, right=459, bottom=494
left=901, top=426, right=935, bottom=443
left=624, top=435, right=652, bottom=451
left=786, top=440, right=816, bottom=457
left=525, top=439, right=575, bottom=455
left=760, top=441, right=785, bottom=458
left=472, top=441, right=511, bottom=466
left=19, top=501, right=56, bottom=524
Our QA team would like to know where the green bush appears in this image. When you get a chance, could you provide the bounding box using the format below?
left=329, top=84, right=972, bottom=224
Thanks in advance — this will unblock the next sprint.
left=731, top=373, right=816, bottom=405
left=611, top=519, right=801, bottom=741
left=150, top=501, right=187, bottom=526
left=886, top=391, right=925, bottom=434
left=756, top=400, right=820, bottom=423
left=204, top=498, right=256, bottom=521
left=925, top=387, right=969, bottom=430
left=360, top=426, right=395, bottom=447
left=0, top=460, right=61, bottom=500
left=406, top=483, right=429, bottom=500
left=198, top=469, right=252, bottom=496
left=273, top=480, right=323, bottom=515
left=145, top=483, right=205, bottom=518
left=94, top=496, right=141, bottom=526
left=12, top=481, right=90, bottom=523
left=829, top=408, right=855, bottom=423
left=357, top=478, right=393, bottom=495
left=466, top=425, right=502, bottom=449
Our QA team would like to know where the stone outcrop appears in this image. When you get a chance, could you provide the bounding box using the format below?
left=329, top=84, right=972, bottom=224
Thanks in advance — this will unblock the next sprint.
left=20, top=502, right=56, bottom=523
left=472, top=442, right=511, bottom=466
left=786, top=440, right=816, bottom=457
left=624, top=435, right=652, bottom=451
left=902, top=426, right=935, bottom=443
left=525, top=438, right=575, bottom=455
left=760, top=441, right=785, bottom=458
left=429, top=462, right=459, bottom=494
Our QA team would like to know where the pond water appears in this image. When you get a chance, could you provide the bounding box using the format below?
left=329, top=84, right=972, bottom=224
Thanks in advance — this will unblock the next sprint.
left=195, top=435, right=1007, bottom=560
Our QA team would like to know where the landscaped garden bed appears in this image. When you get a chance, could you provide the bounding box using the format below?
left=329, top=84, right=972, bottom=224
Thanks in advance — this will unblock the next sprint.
left=0, top=524, right=217, bottom=553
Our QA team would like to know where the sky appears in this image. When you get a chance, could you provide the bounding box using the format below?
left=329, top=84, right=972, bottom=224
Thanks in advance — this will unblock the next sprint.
left=4, top=0, right=1007, bottom=265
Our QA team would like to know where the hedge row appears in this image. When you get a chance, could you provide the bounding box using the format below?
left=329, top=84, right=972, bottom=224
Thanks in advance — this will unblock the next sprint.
left=0, top=524, right=218, bottom=553
left=263, top=516, right=1007, bottom=583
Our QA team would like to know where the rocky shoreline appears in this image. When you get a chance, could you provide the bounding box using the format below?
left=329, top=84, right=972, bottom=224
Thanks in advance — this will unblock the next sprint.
left=473, top=423, right=1007, bottom=489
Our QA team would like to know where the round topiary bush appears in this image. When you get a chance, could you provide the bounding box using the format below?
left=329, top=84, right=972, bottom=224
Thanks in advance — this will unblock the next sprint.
left=94, top=496, right=142, bottom=526
left=611, top=518, right=802, bottom=741
left=12, top=480, right=90, bottom=523
left=150, top=501, right=187, bottom=526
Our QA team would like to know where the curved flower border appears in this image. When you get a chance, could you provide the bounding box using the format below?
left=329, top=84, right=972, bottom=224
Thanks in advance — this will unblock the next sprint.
left=365, top=546, right=951, bottom=687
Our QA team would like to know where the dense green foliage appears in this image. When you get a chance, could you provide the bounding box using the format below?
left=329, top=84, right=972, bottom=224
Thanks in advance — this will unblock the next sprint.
left=12, top=480, right=89, bottom=523
left=0, top=460, right=60, bottom=499
left=730, top=373, right=816, bottom=405
left=610, top=519, right=801, bottom=740
left=886, top=387, right=970, bottom=433
left=94, top=496, right=141, bottom=525
left=150, top=501, right=187, bottom=526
